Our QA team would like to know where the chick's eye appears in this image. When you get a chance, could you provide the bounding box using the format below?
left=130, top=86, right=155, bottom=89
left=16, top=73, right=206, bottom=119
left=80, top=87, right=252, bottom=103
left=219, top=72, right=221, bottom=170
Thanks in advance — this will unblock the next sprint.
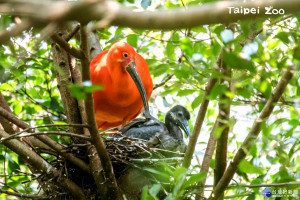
left=177, top=112, right=183, bottom=118
left=123, top=53, right=128, bottom=58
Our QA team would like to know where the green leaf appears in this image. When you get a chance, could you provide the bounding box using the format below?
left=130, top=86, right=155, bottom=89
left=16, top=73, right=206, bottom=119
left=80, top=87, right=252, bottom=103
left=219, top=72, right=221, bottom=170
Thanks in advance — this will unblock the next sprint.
left=250, top=178, right=261, bottom=193
left=144, top=168, right=170, bottom=181
left=245, top=194, right=256, bottom=200
left=276, top=32, right=290, bottom=44
left=166, top=42, right=175, bottom=60
left=223, top=51, right=255, bottom=72
left=239, top=159, right=263, bottom=174
left=177, top=89, right=196, bottom=97
left=141, top=0, right=151, bottom=9
left=106, top=34, right=124, bottom=44
left=127, top=34, right=138, bottom=48
left=13, top=103, right=22, bottom=115
left=141, top=186, right=154, bottom=200
left=208, top=83, right=227, bottom=100
left=50, top=98, right=60, bottom=112
left=191, top=94, right=203, bottom=109
left=180, top=38, right=193, bottom=57
left=153, top=64, right=169, bottom=77
left=213, top=25, right=224, bottom=35
left=293, top=46, right=300, bottom=60
left=8, top=159, right=20, bottom=173
left=173, top=167, right=187, bottom=181
left=183, top=172, right=207, bottom=188
left=69, top=82, right=103, bottom=100
left=149, top=184, right=161, bottom=197
left=214, top=126, right=225, bottom=139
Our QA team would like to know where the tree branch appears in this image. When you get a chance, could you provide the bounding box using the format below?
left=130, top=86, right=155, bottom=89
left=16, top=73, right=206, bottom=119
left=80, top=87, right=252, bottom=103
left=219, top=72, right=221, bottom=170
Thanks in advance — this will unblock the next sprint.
left=182, top=49, right=225, bottom=168
left=0, top=131, right=91, bottom=142
left=213, top=52, right=231, bottom=199
left=0, top=107, right=91, bottom=174
left=79, top=24, right=121, bottom=200
left=209, top=66, right=295, bottom=200
left=182, top=77, right=217, bottom=168
left=11, top=123, right=89, bottom=136
left=0, top=129, right=86, bottom=199
left=153, top=74, right=174, bottom=90
left=1, top=1, right=300, bottom=30
left=196, top=117, right=218, bottom=200
left=51, top=33, right=83, bottom=59
left=203, top=181, right=300, bottom=188
left=0, top=188, right=48, bottom=199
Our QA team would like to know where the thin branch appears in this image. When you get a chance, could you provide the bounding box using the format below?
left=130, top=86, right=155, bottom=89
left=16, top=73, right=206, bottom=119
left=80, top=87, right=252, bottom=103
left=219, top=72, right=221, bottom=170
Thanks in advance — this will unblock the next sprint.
left=1, top=131, right=91, bottom=142
left=196, top=117, right=218, bottom=200
left=0, top=129, right=86, bottom=199
left=182, top=54, right=206, bottom=77
left=0, top=188, right=48, bottom=199
left=79, top=24, right=121, bottom=199
left=209, top=66, right=295, bottom=200
left=153, top=74, right=174, bottom=90
left=65, top=23, right=80, bottom=42
left=14, top=123, right=89, bottom=135
left=51, top=33, right=83, bottom=59
left=182, top=48, right=225, bottom=169
left=204, top=181, right=300, bottom=188
left=232, top=98, right=295, bottom=106
left=1, top=1, right=300, bottom=30
left=214, top=53, right=231, bottom=199
left=0, top=107, right=91, bottom=174
left=183, top=77, right=218, bottom=168
left=131, top=157, right=183, bottom=163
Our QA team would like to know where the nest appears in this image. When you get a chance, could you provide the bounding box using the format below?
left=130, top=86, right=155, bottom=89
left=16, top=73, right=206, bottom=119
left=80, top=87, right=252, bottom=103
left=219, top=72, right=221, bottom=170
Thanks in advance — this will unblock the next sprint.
left=41, top=134, right=185, bottom=199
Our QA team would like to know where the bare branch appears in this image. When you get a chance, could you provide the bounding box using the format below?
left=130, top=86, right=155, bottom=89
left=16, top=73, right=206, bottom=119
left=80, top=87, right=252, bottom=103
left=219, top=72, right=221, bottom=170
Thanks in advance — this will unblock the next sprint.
left=196, top=117, right=218, bottom=200
left=209, top=66, right=295, bottom=200
left=80, top=24, right=121, bottom=199
left=51, top=33, right=83, bottom=59
left=14, top=123, right=89, bottom=135
left=0, top=129, right=86, bottom=199
left=213, top=53, right=231, bottom=199
left=0, top=107, right=91, bottom=174
left=0, top=188, right=48, bottom=199
left=65, top=23, right=80, bottom=42
left=1, top=131, right=91, bottom=142
left=204, top=181, right=300, bottom=188
left=183, top=77, right=217, bottom=168
left=1, top=1, right=300, bottom=30
left=153, top=74, right=174, bottom=90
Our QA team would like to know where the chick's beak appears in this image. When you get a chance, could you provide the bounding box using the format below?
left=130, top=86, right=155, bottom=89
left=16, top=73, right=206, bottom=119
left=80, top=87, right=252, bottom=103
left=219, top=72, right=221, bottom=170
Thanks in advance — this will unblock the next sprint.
left=178, top=118, right=191, bottom=137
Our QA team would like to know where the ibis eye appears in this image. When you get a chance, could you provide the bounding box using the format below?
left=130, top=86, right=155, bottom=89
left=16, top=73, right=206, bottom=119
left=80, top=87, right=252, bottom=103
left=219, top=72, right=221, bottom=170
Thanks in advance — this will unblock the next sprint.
left=177, top=112, right=183, bottom=118
left=123, top=53, right=128, bottom=58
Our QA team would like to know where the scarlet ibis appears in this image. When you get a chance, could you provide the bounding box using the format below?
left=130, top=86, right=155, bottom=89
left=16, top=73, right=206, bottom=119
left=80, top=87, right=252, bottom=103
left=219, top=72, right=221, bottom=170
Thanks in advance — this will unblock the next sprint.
left=90, top=41, right=153, bottom=130
left=121, top=105, right=191, bottom=152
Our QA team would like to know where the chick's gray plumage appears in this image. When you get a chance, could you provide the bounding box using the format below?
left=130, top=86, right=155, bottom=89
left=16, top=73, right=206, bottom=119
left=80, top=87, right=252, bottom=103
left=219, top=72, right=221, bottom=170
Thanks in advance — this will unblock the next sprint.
left=121, top=105, right=191, bottom=152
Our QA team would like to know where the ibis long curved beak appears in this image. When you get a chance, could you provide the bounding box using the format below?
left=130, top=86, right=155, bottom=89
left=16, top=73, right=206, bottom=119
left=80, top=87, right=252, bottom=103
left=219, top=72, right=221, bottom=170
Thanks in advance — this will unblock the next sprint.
left=126, top=61, right=152, bottom=119
left=178, top=118, right=191, bottom=137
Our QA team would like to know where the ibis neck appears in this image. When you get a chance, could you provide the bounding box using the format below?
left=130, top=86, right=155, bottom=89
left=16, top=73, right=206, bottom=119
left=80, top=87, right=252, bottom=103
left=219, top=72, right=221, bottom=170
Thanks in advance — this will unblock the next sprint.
left=166, top=122, right=184, bottom=141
